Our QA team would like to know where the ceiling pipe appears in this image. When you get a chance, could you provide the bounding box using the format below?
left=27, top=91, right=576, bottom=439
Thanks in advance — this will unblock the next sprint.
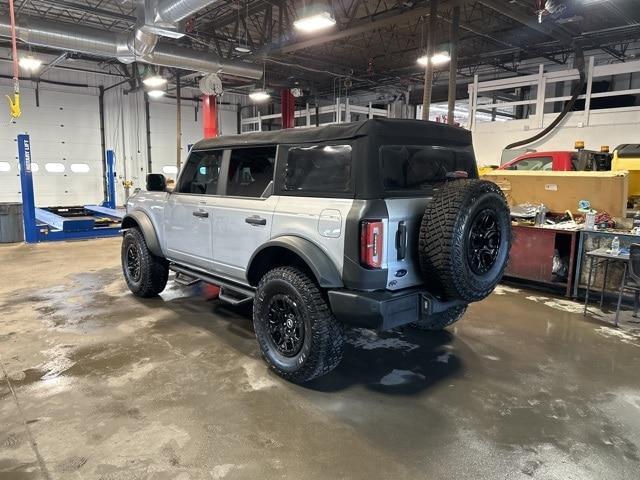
left=155, top=0, right=218, bottom=24
left=0, top=15, right=263, bottom=79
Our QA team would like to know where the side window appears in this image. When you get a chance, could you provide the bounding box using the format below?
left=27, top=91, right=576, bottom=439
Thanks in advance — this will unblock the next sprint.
left=226, top=147, right=276, bottom=198
left=284, top=145, right=352, bottom=193
left=177, top=149, right=223, bottom=194
left=508, top=156, right=553, bottom=171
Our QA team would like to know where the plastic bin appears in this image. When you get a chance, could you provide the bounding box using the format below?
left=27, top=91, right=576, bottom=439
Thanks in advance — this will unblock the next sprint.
left=0, top=203, right=24, bottom=243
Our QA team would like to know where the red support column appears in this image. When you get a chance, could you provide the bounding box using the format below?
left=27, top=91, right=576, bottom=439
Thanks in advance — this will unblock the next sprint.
left=202, top=94, right=218, bottom=138
left=281, top=89, right=295, bottom=129
left=200, top=94, right=220, bottom=300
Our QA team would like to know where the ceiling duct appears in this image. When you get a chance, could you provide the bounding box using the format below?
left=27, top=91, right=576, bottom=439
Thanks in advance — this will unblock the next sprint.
left=0, top=14, right=263, bottom=79
left=124, top=0, right=220, bottom=62
left=155, top=0, right=217, bottom=24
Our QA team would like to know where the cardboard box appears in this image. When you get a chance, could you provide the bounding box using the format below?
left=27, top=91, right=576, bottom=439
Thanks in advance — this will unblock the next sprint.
left=483, top=170, right=629, bottom=217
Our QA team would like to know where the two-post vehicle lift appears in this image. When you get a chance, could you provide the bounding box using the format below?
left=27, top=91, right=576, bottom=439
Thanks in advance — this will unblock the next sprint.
left=17, top=133, right=125, bottom=243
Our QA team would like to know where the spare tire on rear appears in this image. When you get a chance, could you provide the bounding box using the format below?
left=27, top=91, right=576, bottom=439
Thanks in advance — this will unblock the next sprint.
left=418, top=179, right=511, bottom=302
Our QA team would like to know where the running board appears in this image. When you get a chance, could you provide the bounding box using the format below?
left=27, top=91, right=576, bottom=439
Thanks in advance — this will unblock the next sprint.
left=219, top=288, right=253, bottom=306
left=169, top=264, right=255, bottom=300
left=174, top=271, right=200, bottom=287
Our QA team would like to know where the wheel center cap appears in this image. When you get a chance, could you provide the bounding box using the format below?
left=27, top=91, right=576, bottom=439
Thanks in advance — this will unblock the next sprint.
left=286, top=318, right=294, bottom=328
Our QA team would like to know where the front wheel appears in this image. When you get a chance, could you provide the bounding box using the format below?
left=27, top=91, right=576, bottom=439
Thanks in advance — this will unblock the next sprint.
left=411, top=305, right=467, bottom=331
left=253, top=267, right=343, bottom=383
left=121, top=228, right=169, bottom=297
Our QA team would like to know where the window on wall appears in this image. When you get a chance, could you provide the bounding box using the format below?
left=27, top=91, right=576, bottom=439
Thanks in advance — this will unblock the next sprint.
left=178, top=149, right=223, bottom=195
left=163, top=165, right=179, bottom=175
left=0, top=162, right=10, bottom=172
left=45, top=163, right=65, bottom=173
left=70, top=163, right=90, bottom=173
left=284, top=145, right=352, bottom=193
left=17, top=163, right=39, bottom=173
left=226, top=146, right=276, bottom=198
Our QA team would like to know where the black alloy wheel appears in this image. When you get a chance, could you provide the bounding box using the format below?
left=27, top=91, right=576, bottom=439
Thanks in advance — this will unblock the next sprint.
left=126, top=244, right=142, bottom=282
left=266, top=294, right=305, bottom=357
left=467, top=209, right=501, bottom=275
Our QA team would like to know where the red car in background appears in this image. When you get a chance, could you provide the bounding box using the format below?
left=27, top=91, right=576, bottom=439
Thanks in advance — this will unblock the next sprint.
left=499, top=148, right=612, bottom=172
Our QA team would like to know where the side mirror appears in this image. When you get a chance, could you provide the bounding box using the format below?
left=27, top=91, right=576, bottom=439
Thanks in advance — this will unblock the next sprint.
left=146, top=173, right=167, bottom=192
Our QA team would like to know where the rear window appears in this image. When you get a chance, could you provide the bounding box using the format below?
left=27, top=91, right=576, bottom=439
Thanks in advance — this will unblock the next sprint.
left=380, top=145, right=475, bottom=192
left=284, top=145, right=352, bottom=193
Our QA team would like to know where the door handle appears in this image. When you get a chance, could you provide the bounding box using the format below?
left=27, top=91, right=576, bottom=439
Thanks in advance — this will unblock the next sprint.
left=192, top=210, right=209, bottom=218
left=245, top=216, right=267, bottom=226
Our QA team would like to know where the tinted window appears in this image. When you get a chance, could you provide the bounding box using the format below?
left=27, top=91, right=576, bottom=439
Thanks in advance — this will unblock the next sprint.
left=227, top=147, right=276, bottom=198
left=178, top=149, right=223, bottom=194
left=285, top=145, right=352, bottom=193
left=381, top=145, right=475, bottom=192
left=507, top=156, right=553, bottom=171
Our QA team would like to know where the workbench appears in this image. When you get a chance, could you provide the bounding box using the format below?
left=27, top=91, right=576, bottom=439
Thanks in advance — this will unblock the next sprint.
left=505, top=224, right=579, bottom=297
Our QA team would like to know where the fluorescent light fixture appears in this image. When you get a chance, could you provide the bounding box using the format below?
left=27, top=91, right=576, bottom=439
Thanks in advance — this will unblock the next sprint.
left=417, top=51, right=451, bottom=67
left=147, top=89, right=166, bottom=98
left=249, top=90, right=271, bottom=102
left=143, top=75, right=167, bottom=88
left=417, top=55, right=430, bottom=67
left=19, top=56, right=42, bottom=71
left=235, top=45, right=251, bottom=53
left=431, top=51, right=451, bottom=65
left=293, top=11, right=336, bottom=33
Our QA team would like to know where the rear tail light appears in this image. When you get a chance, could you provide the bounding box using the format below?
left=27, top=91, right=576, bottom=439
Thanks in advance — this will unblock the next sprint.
left=360, top=220, right=383, bottom=269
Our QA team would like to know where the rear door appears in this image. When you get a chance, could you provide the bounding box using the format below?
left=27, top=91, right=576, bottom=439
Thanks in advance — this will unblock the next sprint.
left=163, top=149, right=223, bottom=270
left=380, top=144, right=477, bottom=291
left=211, top=146, right=278, bottom=282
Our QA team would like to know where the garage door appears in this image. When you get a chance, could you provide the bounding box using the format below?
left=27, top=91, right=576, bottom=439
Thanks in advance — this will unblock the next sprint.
left=149, top=100, right=202, bottom=182
left=0, top=88, right=104, bottom=207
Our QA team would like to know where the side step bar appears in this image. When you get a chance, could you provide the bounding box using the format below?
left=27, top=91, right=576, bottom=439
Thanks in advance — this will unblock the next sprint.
left=169, top=264, right=255, bottom=302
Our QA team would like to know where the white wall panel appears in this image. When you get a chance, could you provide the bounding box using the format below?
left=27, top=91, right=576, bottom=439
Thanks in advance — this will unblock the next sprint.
left=473, top=106, right=640, bottom=165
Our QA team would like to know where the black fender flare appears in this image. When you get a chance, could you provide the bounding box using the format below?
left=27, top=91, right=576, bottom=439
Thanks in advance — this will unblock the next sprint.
left=248, top=236, right=344, bottom=288
left=121, top=211, right=163, bottom=257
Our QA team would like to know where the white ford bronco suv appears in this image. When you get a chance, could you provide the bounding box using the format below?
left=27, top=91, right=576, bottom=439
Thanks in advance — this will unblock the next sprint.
left=121, top=119, right=511, bottom=383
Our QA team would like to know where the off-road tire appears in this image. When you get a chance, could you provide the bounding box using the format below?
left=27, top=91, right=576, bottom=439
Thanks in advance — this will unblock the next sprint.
left=411, top=305, right=467, bottom=331
left=121, top=228, right=169, bottom=297
left=419, top=179, right=511, bottom=302
left=253, top=267, right=343, bottom=383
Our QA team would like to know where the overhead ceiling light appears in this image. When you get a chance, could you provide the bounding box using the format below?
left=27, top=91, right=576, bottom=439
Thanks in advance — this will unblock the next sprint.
left=417, top=51, right=451, bottom=67
left=249, top=90, right=271, bottom=102
left=147, top=89, right=166, bottom=98
left=143, top=75, right=167, bottom=88
left=293, top=11, right=336, bottom=33
left=431, top=51, right=451, bottom=65
left=19, top=56, right=42, bottom=71
left=234, top=45, right=251, bottom=53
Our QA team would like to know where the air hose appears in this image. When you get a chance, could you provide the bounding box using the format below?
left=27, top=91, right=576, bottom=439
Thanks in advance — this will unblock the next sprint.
left=6, top=0, right=21, bottom=119
left=505, top=46, right=585, bottom=150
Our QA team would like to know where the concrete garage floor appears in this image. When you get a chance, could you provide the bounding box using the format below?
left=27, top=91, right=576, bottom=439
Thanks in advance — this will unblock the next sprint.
left=1, top=239, right=640, bottom=480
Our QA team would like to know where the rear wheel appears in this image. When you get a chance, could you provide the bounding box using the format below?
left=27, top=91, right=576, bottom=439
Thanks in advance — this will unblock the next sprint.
left=121, top=228, right=169, bottom=297
left=253, top=267, right=343, bottom=383
left=411, top=305, right=467, bottom=331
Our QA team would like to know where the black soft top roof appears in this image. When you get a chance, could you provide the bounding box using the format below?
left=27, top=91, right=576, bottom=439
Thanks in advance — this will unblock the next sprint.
left=192, top=118, right=471, bottom=150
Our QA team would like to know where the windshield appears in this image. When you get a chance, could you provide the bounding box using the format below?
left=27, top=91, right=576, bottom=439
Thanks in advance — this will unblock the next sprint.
left=380, top=145, right=476, bottom=193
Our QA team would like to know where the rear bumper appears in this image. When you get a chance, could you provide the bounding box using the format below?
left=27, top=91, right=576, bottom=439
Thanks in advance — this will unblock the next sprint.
left=327, top=288, right=467, bottom=331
